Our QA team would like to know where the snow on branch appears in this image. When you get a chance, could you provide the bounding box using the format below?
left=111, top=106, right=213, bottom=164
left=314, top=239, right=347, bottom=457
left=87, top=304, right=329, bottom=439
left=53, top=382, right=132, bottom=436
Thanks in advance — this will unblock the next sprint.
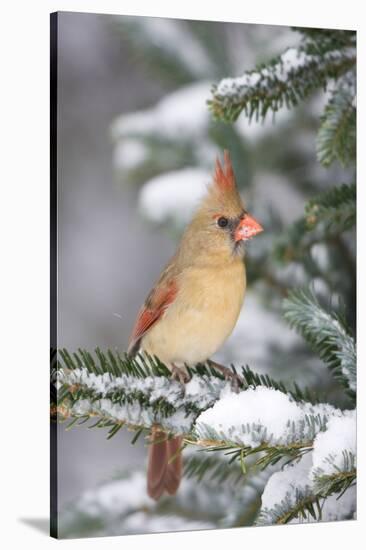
left=110, top=81, right=216, bottom=178
left=54, top=349, right=349, bottom=462
left=283, top=289, right=356, bottom=394
left=138, top=168, right=210, bottom=228
left=54, top=350, right=229, bottom=436
left=193, top=393, right=356, bottom=525
left=209, top=44, right=355, bottom=123
left=257, top=452, right=317, bottom=524
left=311, top=411, right=356, bottom=497
left=53, top=348, right=356, bottom=525
left=257, top=411, right=356, bottom=525
left=193, top=386, right=345, bottom=456
left=256, top=412, right=356, bottom=525
left=256, top=451, right=356, bottom=525
left=111, top=80, right=294, bottom=181
left=111, top=81, right=211, bottom=143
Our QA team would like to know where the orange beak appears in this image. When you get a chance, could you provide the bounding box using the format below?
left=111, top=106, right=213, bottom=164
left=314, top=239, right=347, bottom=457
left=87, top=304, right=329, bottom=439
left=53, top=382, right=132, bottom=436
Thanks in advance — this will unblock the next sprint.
left=234, top=213, right=263, bottom=242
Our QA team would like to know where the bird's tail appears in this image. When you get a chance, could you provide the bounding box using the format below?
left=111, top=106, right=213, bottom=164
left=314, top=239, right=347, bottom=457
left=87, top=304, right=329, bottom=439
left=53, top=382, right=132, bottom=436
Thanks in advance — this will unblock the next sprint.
left=147, top=425, right=183, bottom=500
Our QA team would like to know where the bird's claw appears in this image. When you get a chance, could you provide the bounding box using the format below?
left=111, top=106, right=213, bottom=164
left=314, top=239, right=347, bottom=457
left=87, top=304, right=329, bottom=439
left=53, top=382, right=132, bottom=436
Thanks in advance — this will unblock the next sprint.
left=170, top=364, right=191, bottom=390
left=207, top=361, right=243, bottom=393
left=224, top=370, right=242, bottom=393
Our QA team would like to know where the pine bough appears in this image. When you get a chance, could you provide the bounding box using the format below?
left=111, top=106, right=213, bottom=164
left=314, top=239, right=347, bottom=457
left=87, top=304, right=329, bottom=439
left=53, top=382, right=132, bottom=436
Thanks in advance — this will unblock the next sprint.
left=208, top=28, right=356, bottom=130
left=52, top=290, right=356, bottom=527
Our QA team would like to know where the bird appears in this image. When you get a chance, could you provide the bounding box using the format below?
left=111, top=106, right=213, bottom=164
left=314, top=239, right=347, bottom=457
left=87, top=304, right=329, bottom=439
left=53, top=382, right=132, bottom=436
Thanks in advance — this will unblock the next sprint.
left=128, top=150, right=263, bottom=500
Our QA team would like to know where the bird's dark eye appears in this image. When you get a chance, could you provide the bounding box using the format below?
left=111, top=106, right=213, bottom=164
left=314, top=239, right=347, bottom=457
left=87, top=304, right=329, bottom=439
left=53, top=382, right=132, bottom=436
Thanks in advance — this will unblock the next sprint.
left=217, top=216, right=229, bottom=228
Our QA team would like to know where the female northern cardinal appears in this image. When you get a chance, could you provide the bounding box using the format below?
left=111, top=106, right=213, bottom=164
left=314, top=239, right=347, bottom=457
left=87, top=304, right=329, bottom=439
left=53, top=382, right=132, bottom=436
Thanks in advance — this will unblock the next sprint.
left=128, top=150, right=263, bottom=500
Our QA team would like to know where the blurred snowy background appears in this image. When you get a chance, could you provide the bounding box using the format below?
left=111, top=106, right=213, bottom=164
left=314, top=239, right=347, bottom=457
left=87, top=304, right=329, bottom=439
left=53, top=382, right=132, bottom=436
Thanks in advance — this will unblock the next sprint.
left=56, top=12, right=354, bottom=537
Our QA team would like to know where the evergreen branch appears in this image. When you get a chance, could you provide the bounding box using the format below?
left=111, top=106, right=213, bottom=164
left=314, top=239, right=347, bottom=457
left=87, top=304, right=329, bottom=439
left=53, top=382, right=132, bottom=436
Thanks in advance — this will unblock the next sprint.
left=53, top=349, right=356, bottom=527
left=316, top=79, right=356, bottom=167
left=305, top=183, right=356, bottom=230
left=208, top=44, right=355, bottom=123
left=186, top=447, right=351, bottom=523
left=192, top=418, right=322, bottom=459
left=283, top=289, right=356, bottom=394
left=313, top=468, right=356, bottom=499
left=258, top=478, right=356, bottom=525
left=58, top=347, right=173, bottom=378
left=274, top=183, right=356, bottom=266
left=273, top=218, right=313, bottom=264
left=257, top=446, right=356, bottom=525
left=51, top=348, right=317, bottom=436
left=53, top=350, right=229, bottom=436
left=52, top=349, right=343, bottom=467
left=186, top=437, right=315, bottom=473
left=257, top=489, right=322, bottom=525
left=53, top=402, right=322, bottom=484
left=183, top=449, right=246, bottom=485
left=294, top=28, right=356, bottom=54
left=53, top=349, right=353, bottom=491
left=194, top=442, right=313, bottom=475
left=53, top=391, right=316, bottom=471
left=238, top=364, right=320, bottom=404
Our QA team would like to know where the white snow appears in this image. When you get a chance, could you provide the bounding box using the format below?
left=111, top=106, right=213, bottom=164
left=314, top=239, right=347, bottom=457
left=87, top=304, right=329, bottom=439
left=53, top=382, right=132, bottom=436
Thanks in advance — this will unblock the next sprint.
left=320, top=485, right=356, bottom=521
left=279, top=48, right=309, bottom=73
left=113, top=139, right=148, bottom=171
left=301, top=400, right=342, bottom=421
left=259, top=442, right=356, bottom=525
left=71, top=398, right=91, bottom=416
left=312, top=277, right=330, bottom=298
left=215, top=46, right=355, bottom=101
left=112, top=81, right=211, bottom=142
left=311, top=410, right=356, bottom=478
left=138, top=168, right=210, bottom=226
left=58, top=366, right=229, bottom=433
left=311, top=243, right=329, bottom=271
left=195, top=386, right=307, bottom=446
left=59, top=364, right=351, bottom=453
left=194, top=382, right=348, bottom=448
left=60, top=366, right=228, bottom=412
left=260, top=452, right=313, bottom=511
left=257, top=410, right=356, bottom=525
left=214, top=48, right=310, bottom=98
left=79, top=471, right=151, bottom=517
left=216, top=72, right=261, bottom=98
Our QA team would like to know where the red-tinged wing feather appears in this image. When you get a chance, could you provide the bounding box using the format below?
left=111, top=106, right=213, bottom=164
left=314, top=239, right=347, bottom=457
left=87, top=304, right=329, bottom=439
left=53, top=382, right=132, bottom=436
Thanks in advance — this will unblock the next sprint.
left=128, top=277, right=178, bottom=355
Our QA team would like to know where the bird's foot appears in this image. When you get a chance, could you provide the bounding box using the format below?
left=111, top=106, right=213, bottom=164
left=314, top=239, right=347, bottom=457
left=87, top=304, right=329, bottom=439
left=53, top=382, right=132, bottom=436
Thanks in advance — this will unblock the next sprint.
left=207, top=360, right=243, bottom=393
left=170, top=364, right=191, bottom=387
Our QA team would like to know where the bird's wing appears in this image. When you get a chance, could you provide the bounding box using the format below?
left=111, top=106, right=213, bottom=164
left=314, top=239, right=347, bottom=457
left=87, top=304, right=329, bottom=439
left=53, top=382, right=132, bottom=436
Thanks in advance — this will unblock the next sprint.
left=128, top=264, right=178, bottom=355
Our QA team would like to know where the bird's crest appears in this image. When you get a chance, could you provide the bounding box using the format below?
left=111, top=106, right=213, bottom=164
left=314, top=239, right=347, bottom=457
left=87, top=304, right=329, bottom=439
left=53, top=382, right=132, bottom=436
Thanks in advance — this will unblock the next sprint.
left=214, top=150, right=236, bottom=193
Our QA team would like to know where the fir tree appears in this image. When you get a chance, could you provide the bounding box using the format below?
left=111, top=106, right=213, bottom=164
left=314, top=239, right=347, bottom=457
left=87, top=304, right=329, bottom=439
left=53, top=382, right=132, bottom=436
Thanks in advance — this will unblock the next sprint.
left=52, top=23, right=356, bottom=536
